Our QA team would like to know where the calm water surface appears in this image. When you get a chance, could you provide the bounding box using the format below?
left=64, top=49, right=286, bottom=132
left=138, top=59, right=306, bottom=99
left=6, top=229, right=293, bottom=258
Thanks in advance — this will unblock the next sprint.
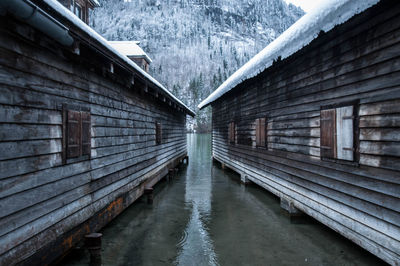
left=61, top=134, right=385, bottom=266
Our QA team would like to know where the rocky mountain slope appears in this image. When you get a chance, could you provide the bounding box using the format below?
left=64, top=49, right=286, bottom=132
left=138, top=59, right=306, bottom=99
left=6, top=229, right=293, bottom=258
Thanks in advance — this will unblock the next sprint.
left=92, top=0, right=304, bottom=130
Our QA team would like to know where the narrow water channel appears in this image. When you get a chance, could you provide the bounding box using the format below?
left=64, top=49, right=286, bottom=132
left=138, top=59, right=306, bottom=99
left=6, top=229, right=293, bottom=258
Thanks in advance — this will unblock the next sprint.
left=61, top=134, right=385, bottom=266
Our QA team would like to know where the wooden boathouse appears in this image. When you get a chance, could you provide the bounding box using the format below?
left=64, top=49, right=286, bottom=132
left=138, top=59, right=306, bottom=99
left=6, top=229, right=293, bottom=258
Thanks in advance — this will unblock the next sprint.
left=199, top=0, right=400, bottom=264
left=0, top=0, right=194, bottom=265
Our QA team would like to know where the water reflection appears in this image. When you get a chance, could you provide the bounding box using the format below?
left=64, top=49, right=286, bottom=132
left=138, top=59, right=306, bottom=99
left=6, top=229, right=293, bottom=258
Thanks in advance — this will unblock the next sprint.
left=175, top=134, right=218, bottom=266
left=59, top=133, right=386, bottom=266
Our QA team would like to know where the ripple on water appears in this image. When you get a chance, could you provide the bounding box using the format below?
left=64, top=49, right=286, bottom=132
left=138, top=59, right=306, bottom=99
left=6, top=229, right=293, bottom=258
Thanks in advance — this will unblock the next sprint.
left=177, top=228, right=188, bottom=248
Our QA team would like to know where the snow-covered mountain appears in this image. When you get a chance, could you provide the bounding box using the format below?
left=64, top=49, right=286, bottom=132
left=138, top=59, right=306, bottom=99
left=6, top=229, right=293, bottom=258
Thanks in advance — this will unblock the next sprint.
left=92, top=0, right=304, bottom=131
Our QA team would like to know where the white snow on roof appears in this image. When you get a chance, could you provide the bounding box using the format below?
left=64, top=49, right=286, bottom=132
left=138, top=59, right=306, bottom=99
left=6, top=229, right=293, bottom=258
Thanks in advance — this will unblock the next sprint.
left=198, top=0, right=380, bottom=109
left=42, top=0, right=194, bottom=116
left=108, top=41, right=153, bottom=63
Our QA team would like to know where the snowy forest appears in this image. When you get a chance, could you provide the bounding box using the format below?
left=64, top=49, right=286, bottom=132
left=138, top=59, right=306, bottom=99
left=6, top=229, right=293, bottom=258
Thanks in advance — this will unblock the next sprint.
left=91, top=0, right=304, bottom=131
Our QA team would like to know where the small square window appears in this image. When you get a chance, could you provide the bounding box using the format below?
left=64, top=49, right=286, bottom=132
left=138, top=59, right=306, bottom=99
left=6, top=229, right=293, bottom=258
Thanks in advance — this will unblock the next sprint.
left=320, top=105, right=355, bottom=161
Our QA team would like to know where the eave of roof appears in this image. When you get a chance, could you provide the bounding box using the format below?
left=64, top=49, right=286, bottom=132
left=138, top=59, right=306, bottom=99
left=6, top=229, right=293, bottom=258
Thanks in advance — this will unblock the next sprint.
left=108, top=41, right=153, bottom=64
left=41, top=0, right=194, bottom=116
left=198, top=0, right=380, bottom=110
left=89, top=0, right=100, bottom=8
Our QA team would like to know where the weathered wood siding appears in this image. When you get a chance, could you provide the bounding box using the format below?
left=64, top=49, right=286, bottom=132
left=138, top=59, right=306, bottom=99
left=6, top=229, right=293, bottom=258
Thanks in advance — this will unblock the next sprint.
left=211, top=1, right=400, bottom=265
left=0, top=15, right=187, bottom=265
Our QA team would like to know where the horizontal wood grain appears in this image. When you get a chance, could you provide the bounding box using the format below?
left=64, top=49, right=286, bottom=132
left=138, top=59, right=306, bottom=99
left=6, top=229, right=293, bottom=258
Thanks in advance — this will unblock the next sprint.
left=0, top=12, right=188, bottom=266
left=210, top=2, right=400, bottom=265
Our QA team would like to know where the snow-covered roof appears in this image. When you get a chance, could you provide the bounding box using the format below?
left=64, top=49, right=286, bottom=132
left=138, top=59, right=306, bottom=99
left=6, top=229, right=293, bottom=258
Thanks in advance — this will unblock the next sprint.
left=41, top=0, right=194, bottom=116
left=198, top=0, right=380, bottom=109
left=108, top=41, right=153, bottom=64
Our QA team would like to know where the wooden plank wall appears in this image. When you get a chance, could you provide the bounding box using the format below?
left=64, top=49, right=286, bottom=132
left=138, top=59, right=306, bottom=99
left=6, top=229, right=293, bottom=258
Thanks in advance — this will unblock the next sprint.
left=211, top=1, right=400, bottom=264
left=0, top=16, right=187, bottom=265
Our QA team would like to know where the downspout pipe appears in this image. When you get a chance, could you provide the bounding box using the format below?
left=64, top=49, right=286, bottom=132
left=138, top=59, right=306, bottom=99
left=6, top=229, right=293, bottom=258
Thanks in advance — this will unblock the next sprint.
left=0, top=0, right=74, bottom=46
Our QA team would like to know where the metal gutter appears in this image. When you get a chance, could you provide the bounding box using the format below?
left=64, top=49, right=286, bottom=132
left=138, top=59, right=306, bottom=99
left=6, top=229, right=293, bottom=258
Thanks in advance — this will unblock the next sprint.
left=0, top=0, right=74, bottom=46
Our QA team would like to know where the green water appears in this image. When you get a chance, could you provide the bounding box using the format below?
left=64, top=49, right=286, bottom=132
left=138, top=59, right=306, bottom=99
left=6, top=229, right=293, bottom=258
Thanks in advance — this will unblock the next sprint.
left=60, top=133, right=386, bottom=266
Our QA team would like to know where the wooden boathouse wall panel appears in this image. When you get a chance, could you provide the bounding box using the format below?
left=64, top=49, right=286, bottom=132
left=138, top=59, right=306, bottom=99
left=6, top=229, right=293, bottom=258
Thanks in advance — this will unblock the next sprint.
left=0, top=15, right=187, bottom=265
left=211, top=1, right=400, bottom=264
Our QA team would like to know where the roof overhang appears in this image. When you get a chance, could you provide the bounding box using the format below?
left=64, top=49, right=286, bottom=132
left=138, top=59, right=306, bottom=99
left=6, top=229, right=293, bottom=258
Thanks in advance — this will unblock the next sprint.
left=128, top=55, right=153, bottom=65
left=88, top=0, right=100, bottom=8
left=198, top=0, right=380, bottom=110
left=26, top=0, right=194, bottom=116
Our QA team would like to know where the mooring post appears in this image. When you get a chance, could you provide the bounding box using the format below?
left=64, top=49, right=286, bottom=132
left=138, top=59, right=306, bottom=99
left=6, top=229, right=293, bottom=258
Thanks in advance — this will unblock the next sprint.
left=240, top=174, right=252, bottom=185
left=144, top=187, right=154, bottom=204
left=85, top=233, right=102, bottom=266
left=280, top=197, right=307, bottom=223
left=168, top=168, right=174, bottom=179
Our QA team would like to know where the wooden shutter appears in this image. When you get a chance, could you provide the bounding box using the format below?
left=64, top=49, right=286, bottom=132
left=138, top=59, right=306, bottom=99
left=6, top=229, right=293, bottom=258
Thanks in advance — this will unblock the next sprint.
left=229, top=121, right=235, bottom=144
left=228, top=122, right=232, bottom=143
left=259, top=118, right=266, bottom=147
left=255, top=118, right=266, bottom=147
left=255, top=119, right=260, bottom=146
left=81, top=111, right=91, bottom=156
left=336, top=106, right=354, bottom=161
left=156, top=122, right=162, bottom=145
left=67, top=110, right=81, bottom=158
left=227, top=123, right=230, bottom=142
left=159, top=123, right=162, bottom=144
left=231, top=122, right=234, bottom=143
left=320, top=109, right=336, bottom=159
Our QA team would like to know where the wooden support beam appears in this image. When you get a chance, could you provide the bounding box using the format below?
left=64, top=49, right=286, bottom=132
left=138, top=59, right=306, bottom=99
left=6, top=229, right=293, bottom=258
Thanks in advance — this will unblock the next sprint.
left=85, top=233, right=102, bottom=266
left=130, top=75, right=135, bottom=87
left=72, top=41, right=80, bottom=55
left=144, top=187, right=153, bottom=204
left=240, top=174, right=251, bottom=185
left=280, top=197, right=308, bottom=224
left=168, top=168, right=174, bottom=178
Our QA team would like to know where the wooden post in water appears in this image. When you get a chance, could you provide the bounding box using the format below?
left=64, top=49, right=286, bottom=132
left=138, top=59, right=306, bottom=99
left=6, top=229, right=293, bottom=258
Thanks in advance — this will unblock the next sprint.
left=85, top=233, right=102, bottom=266
left=280, top=197, right=308, bottom=224
left=144, top=187, right=154, bottom=204
left=168, top=168, right=174, bottom=179
left=240, top=174, right=252, bottom=185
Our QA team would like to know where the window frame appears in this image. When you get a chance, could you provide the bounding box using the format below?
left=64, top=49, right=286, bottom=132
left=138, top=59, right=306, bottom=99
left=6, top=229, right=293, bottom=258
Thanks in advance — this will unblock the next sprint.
left=320, top=100, right=359, bottom=165
left=74, top=2, right=83, bottom=20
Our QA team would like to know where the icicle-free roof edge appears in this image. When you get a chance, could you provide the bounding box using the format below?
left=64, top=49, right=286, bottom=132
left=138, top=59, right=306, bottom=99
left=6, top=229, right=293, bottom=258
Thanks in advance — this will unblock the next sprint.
left=41, top=0, right=195, bottom=116
left=198, top=0, right=380, bottom=110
